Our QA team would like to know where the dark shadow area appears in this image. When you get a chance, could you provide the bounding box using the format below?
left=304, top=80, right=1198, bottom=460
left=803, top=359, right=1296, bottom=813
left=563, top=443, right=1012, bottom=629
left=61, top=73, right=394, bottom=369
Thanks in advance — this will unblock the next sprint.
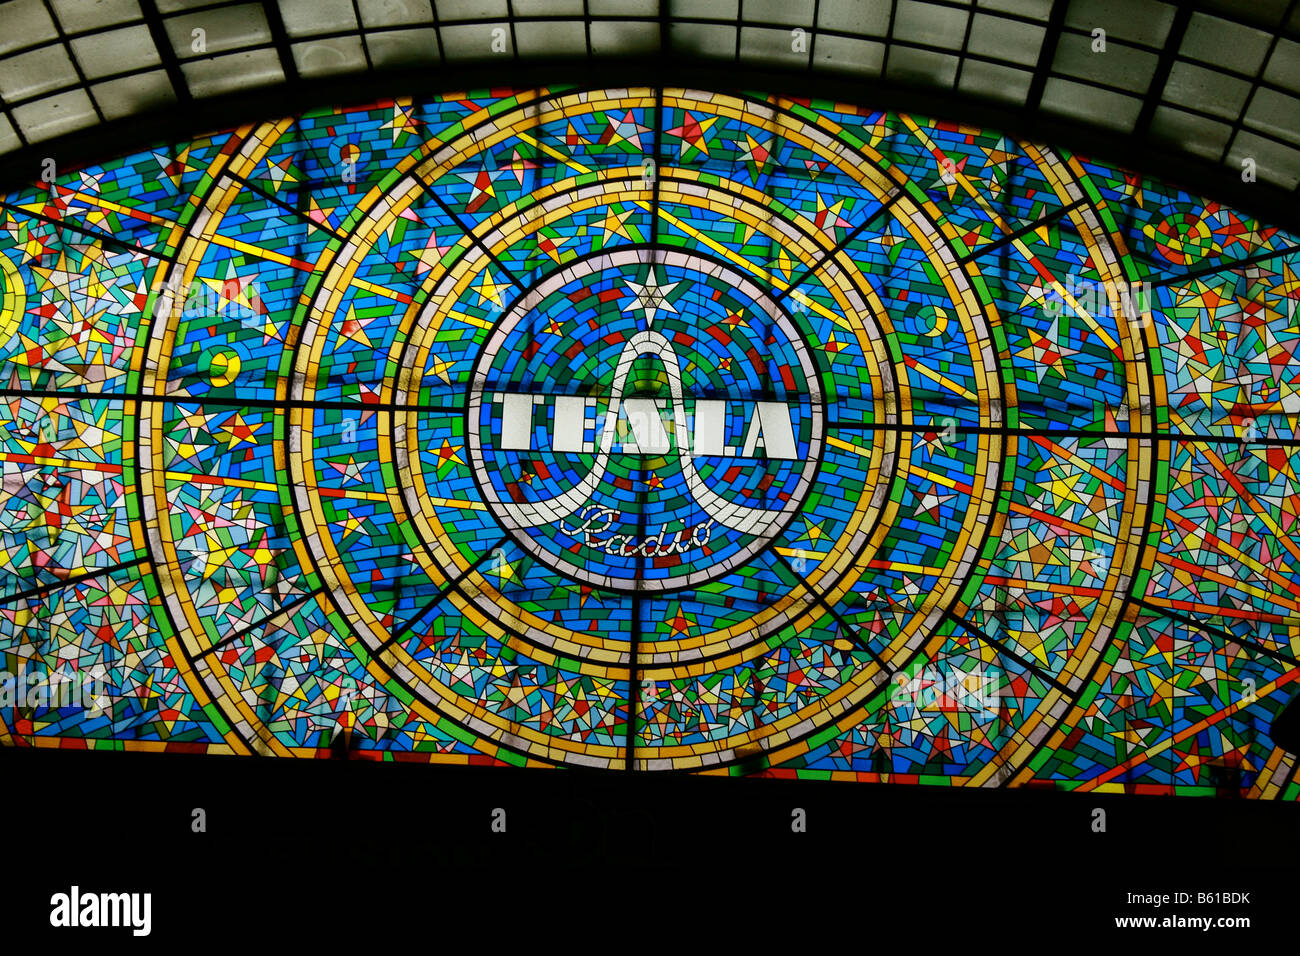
left=0, top=746, right=1295, bottom=940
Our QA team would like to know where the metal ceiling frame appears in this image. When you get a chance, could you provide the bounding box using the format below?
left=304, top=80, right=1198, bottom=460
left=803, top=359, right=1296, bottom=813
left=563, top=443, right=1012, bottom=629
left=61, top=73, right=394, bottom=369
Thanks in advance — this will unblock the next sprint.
left=0, top=0, right=1295, bottom=227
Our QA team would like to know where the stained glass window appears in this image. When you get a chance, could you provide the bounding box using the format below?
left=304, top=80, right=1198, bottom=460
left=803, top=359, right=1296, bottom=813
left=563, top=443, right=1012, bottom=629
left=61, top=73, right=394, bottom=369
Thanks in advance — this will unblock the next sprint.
left=1, top=87, right=1298, bottom=798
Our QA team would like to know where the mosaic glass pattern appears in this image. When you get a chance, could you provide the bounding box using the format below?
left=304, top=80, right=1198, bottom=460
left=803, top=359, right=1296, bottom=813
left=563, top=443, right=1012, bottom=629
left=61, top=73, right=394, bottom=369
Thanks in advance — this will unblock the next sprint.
left=1, top=87, right=1299, bottom=797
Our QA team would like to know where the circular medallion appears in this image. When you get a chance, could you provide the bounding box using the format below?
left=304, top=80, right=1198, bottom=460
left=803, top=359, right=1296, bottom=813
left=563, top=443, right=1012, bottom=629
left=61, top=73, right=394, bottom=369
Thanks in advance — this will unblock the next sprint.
left=455, top=248, right=827, bottom=591
left=130, top=87, right=1155, bottom=775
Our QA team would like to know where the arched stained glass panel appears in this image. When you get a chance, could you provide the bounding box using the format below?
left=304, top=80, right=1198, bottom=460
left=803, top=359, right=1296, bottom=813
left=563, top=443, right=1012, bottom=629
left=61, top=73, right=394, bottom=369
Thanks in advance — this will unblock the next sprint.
left=1, top=88, right=1297, bottom=797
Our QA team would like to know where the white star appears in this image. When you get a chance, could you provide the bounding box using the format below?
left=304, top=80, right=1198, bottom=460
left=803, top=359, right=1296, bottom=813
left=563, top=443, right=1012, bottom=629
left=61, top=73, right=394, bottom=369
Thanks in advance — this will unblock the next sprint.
left=621, top=273, right=681, bottom=327
left=78, top=170, right=103, bottom=193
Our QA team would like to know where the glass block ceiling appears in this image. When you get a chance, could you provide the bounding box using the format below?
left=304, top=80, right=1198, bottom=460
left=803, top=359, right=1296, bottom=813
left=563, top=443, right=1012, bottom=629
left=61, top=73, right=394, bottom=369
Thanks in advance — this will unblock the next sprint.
left=0, top=0, right=1296, bottom=197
